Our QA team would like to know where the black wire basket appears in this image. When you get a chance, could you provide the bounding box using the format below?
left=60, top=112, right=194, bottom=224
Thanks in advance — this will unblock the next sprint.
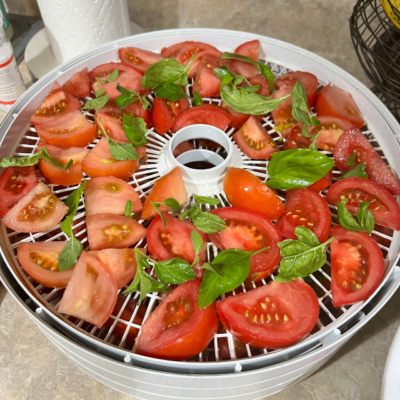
left=350, top=0, right=400, bottom=108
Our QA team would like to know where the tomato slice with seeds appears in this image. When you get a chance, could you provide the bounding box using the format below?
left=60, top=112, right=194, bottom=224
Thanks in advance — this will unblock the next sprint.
left=334, top=127, right=400, bottom=195
left=82, top=137, right=147, bottom=180
left=85, top=176, right=142, bottom=217
left=151, top=97, right=190, bottom=135
left=216, top=279, right=319, bottom=348
left=2, top=182, right=68, bottom=233
left=35, top=110, right=98, bottom=148
left=326, top=177, right=400, bottom=231
left=17, top=241, right=74, bottom=288
left=62, top=68, right=91, bottom=98
left=135, top=279, right=218, bottom=361
left=283, top=124, right=311, bottom=150
left=119, top=47, right=163, bottom=73
left=315, top=85, right=365, bottom=128
left=271, top=86, right=295, bottom=137
left=308, top=170, right=333, bottom=192
left=249, top=75, right=270, bottom=96
left=0, top=166, right=38, bottom=217
left=233, top=116, right=279, bottom=159
left=277, top=188, right=331, bottom=242
left=86, top=213, right=147, bottom=251
left=220, top=102, right=263, bottom=130
left=147, top=213, right=207, bottom=280
left=230, top=40, right=260, bottom=80
left=330, top=226, right=385, bottom=308
left=223, top=167, right=285, bottom=221
left=208, top=207, right=282, bottom=281
left=58, top=252, right=118, bottom=328
left=95, top=112, right=127, bottom=142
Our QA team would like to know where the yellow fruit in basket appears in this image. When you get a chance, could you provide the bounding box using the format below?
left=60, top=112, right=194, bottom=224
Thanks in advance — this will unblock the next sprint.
left=381, top=0, right=400, bottom=29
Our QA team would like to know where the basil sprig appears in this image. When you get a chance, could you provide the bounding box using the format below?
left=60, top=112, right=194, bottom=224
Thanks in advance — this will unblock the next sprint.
left=266, top=149, right=335, bottom=190
left=193, top=90, right=204, bottom=106
left=0, top=146, right=73, bottom=170
left=116, top=84, right=149, bottom=112
left=125, top=199, right=132, bottom=218
left=155, top=83, right=186, bottom=101
left=151, top=198, right=180, bottom=228
left=122, top=113, right=147, bottom=147
left=220, top=51, right=275, bottom=89
left=337, top=198, right=374, bottom=233
left=338, top=162, right=368, bottom=180
left=275, top=226, right=334, bottom=283
left=82, top=95, right=110, bottom=110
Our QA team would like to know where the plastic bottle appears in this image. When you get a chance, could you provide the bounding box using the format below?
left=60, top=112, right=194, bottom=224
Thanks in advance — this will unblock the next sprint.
left=0, top=1, right=13, bottom=40
left=0, top=11, right=25, bottom=113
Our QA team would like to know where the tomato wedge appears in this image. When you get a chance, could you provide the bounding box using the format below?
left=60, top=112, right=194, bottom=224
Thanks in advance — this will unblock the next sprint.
left=119, top=47, right=163, bottom=73
left=308, top=170, right=333, bottom=192
left=86, top=213, right=147, bottom=250
left=147, top=213, right=206, bottom=279
left=283, top=124, right=311, bottom=150
left=230, top=40, right=260, bottom=80
left=326, top=177, right=400, bottom=231
left=151, top=97, right=190, bottom=135
left=233, top=116, right=279, bottom=159
left=223, top=167, right=285, bottom=221
left=216, top=279, right=319, bottom=348
left=193, top=55, right=227, bottom=98
left=220, top=102, right=263, bottom=130
left=35, top=110, right=98, bottom=148
left=58, top=252, right=118, bottom=328
left=142, top=167, right=188, bottom=220
left=334, top=127, right=400, bottom=195
left=315, top=85, right=365, bottom=128
left=171, top=104, right=232, bottom=133
left=95, top=112, right=127, bottom=142
left=37, top=143, right=89, bottom=186
left=2, top=182, right=68, bottom=233
left=330, top=226, right=385, bottom=307
left=85, top=176, right=142, bottom=217
left=249, top=75, right=270, bottom=96
left=173, top=141, right=195, bottom=157
left=277, top=188, right=331, bottom=242
left=135, top=279, right=218, bottom=361
left=0, top=166, right=38, bottom=217
left=271, top=86, right=295, bottom=137
left=17, top=241, right=74, bottom=288
left=208, top=207, right=282, bottom=281
left=82, top=137, right=147, bottom=180
left=62, top=68, right=91, bottom=98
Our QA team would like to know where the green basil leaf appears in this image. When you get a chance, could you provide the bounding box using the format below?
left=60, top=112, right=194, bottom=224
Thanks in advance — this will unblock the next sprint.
left=193, top=194, right=221, bottom=206
left=302, top=124, right=312, bottom=138
left=125, top=199, right=132, bottom=218
left=82, top=95, right=110, bottom=110
left=156, top=83, right=186, bottom=101
left=291, top=80, right=320, bottom=127
left=163, top=198, right=180, bottom=211
left=213, top=66, right=236, bottom=80
left=58, top=234, right=83, bottom=271
left=122, top=113, right=148, bottom=147
left=357, top=201, right=375, bottom=233
left=115, top=84, right=149, bottom=112
left=266, top=149, right=335, bottom=190
left=122, top=268, right=140, bottom=293
left=337, top=163, right=368, bottom=180
left=41, top=147, right=74, bottom=170
left=193, top=90, right=204, bottom=106
left=308, top=131, right=322, bottom=152
left=197, top=262, right=224, bottom=276
left=337, top=198, right=362, bottom=232
left=154, top=257, right=196, bottom=284
left=106, top=136, right=139, bottom=161
left=191, top=230, right=204, bottom=265
left=275, top=226, right=334, bottom=283
left=178, top=208, right=191, bottom=221
left=151, top=202, right=167, bottom=228
left=106, top=69, right=119, bottom=82
left=190, top=205, right=226, bottom=234
left=347, top=153, right=356, bottom=167
left=61, top=181, right=86, bottom=237
left=95, top=88, right=106, bottom=98
left=238, top=85, right=260, bottom=93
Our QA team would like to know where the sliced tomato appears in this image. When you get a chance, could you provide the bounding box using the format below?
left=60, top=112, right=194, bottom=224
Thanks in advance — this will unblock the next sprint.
left=216, top=279, right=319, bottom=348
left=151, top=97, right=190, bottom=135
left=2, top=182, right=68, bottom=233
left=17, top=241, right=74, bottom=288
left=249, top=75, right=270, bottom=96
left=62, top=68, right=91, bottom=98
left=330, top=226, right=384, bottom=307
left=283, top=124, right=311, bottom=150
left=230, top=40, right=260, bottom=80
left=223, top=167, right=285, bottom=221
left=35, top=110, right=97, bottom=148
left=334, top=127, right=400, bottom=195
left=233, top=116, right=279, bottom=159
left=95, top=112, right=127, bottom=142
left=274, top=71, right=318, bottom=106
left=326, top=177, right=400, bottom=231
left=0, top=166, right=39, bottom=217
left=308, top=170, right=333, bottom=192
left=271, top=86, right=295, bottom=137
left=315, top=85, right=364, bottom=128
left=37, top=143, right=89, bottom=186
left=277, top=189, right=331, bottom=242
left=171, top=104, right=232, bottom=133
left=89, top=62, right=142, bottom=82
left=208, top=207, right=282, bottom=281
left=84, top=176, right=142, bottom=217
left=82, top=137, right=147, bottom=180
left=119, top=47, right=163, bottom=73
left=142, top=167, right=188, bottom=220
left=173, top=141, right=195, bottom=157
left=147, top=213, right=206, bottom=279
left=220, top=101, right=261, bottom=130
left=58, top=252, right=118, bottom=328
left=135, top=279, right=218, bottom=361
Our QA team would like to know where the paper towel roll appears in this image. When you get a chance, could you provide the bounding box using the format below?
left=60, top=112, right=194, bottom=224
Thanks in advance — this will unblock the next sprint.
left=37, top=0, right=131, bottom=63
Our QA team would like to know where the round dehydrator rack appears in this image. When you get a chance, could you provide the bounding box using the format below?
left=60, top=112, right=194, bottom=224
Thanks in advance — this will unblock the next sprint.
left=1, top=29, right=400, bottom=399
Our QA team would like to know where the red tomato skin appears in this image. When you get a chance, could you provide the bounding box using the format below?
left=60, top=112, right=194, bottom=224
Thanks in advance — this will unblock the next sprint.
left=315, top=85, right=364, bottom=128
left=230, top=40, right=260, bottom=79
left=276, top=188, right=331, bottom=242
left=62, top=68, right=91, bottom=98
left=0, top=166, right=39, bottom=217
left=330, top=226, right=385, bottom=308
left=17, top=242, right=74, bottom=288
left=216, top=279, right=319, bottom=348
left=326, top=177, right=400, bottom=231
left=3, top=182, right=68, bottom=233
left=173, top=141, right=195, bottom=158
left=89, top=62, right=142, bottom=82
left=171, top=104, right=232, bottom=133
left=249, top=75, right=270, bottom=96
left=208, top=207, right=282, bottom=281
left=58, top=252, right=118, bottom=328
left=135, top=279, right=218, bottom=361
left=283, top=124, right=312, bottom=150
left=334, top=127, right=400, bottom=195
left=193, top=55, right=227, bottom=98
left=119, top=47, right=163, bottom=73
left=308, top=170, right=333, bottom=192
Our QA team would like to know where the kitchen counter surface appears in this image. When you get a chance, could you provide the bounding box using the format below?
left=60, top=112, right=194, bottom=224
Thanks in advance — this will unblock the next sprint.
left=1, top=1, right=400, bottom=399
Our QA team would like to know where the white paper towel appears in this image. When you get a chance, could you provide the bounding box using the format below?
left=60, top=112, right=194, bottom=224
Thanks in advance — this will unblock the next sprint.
left=37, top=0, right=131, bottom=63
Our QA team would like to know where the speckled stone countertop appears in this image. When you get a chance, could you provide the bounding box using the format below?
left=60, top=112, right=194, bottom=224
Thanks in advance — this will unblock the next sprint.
left=1, top=1, right=400, bottom=399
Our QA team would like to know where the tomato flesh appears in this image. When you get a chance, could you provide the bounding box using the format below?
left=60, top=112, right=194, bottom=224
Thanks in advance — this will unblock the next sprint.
left=283, top=124, right=311, bottom=150
left=249, top=75, right=270, bottom=96
left=230, top=40, right=260, bottom=79
left=193, top=55, right=227, bottom=98
left=62, top=68, right=91, bottom=98
left=95, top=112, right=127, bottom=142
left=119, top=47, right=163, bottom=73
left=271, top=86, right=295, bottom=137
left=308, top=170, right=333, bottom=192
left=220, top=101, right=261, bottom=130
